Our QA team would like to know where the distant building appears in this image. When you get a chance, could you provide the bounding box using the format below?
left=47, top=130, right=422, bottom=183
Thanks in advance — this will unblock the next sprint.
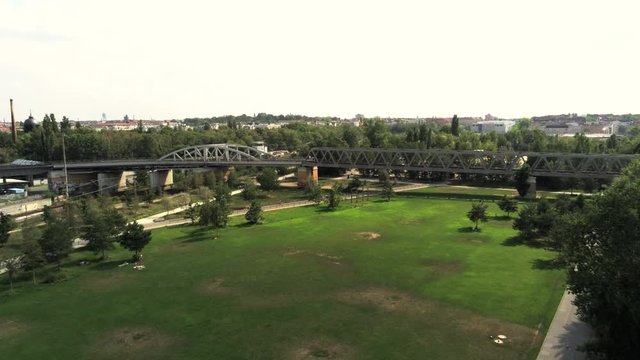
left=252, top=141, right=268, bottom=153
left=471, top=120, right=515, bottom=134
left=542, top=122, right=580, bottom=135
left=93, top=121, right=138, bottom=131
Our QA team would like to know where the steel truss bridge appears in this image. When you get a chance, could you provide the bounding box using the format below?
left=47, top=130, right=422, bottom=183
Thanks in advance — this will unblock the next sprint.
left=304, top=147, right=639, bottom=178
left=1, top=144, right=638, bottom=179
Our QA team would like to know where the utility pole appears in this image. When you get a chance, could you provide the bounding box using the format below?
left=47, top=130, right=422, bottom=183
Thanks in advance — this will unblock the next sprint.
left=62, top=134, right=69, bottom=198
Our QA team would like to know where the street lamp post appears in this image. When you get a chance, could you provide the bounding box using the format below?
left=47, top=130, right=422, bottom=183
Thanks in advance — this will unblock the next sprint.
left=62, top=134, right=69, bottom=198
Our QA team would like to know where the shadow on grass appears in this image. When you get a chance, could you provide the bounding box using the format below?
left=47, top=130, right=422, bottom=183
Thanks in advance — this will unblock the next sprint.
left=492, top=215, right=512, bottom=221
left=174, top=227, right=213, bottom=243
left=314, top=207, right=338, bottom=213
left=532, top=258, right=563, bottom=270
left=234, top=222, right=260, bottom=228
left=458, top=226, right=480, bottom=233
left=502, top=235, right=546, bottom=249
left=88, top=259, right=126, bottom=271
left=398, top=192, right=502, bottom=202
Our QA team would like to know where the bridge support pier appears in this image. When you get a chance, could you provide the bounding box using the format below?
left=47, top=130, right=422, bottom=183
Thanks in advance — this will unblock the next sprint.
left=297, top=166, right=318, bottom=187
left=525, top=176, right=537, bottom=199
left=149, top=170, right=174, bottom=191
left=98, top=171, right=133, bottom=194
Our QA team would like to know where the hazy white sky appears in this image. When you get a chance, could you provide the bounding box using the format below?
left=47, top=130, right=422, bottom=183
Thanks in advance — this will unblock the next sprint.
left=1, top=0, right=639, bottom=121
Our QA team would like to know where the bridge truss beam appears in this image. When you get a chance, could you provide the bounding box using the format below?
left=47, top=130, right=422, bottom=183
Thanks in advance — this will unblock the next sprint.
left=305, top=148, right=638, bottom=178
left=159, top=144, right=274, bottom=162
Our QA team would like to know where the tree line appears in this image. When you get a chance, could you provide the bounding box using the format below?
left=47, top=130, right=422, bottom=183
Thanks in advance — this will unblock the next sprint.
left=3, top=115, right=640, bottom=165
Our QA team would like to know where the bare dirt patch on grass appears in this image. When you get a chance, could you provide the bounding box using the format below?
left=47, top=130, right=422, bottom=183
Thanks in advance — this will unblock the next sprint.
left=336, top=287, right=538, bottom=358
left=399, top=218, right=426, bottom=225
left=84, top=272, right=132, bottom=291
left=354, top=232, right=381, bottom=241
left=285, top=338, right=354, bottom=360
left=88, top=327, right=179, bottom=360
left=200, top=278, right=237, bottom=296
left=421, top=259, right=464, bottom=276
left=336, top=288, right=433, bottom=314
left=284, top=248, right=344, bottom=266
left=0, top=319, right=27, bottom=340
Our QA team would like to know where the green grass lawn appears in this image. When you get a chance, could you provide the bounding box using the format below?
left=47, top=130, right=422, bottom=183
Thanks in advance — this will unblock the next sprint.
left=0, top=196, right=565, bottom=360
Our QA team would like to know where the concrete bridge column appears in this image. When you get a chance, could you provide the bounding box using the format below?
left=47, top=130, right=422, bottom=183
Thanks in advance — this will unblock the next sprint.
left=48, top=170, right=97, bottom=194
left=149, top=169, right=174, bottom=191
left=297, top=166, right=318, bottom=187
left=525, top=176, right=537, bottom=199
left=98, top=171, right=132, bottom=194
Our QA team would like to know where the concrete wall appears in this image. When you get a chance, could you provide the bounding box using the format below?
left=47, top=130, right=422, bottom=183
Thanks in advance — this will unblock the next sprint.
left=0, top=198, right=52, bottom=216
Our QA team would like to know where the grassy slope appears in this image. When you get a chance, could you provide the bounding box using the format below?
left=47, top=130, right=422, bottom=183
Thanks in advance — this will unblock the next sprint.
left=0, top=197, right=564, bottom=360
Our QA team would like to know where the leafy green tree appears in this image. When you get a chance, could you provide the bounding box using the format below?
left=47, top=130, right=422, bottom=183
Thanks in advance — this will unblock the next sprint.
left=204, top=171, right=217, bottom=190
left=512, top=203, right=538, bottom=239
left=3, top=257, right=21, bottom=292
left=497, top=196, right=518, bottom=217
left=305, top=181, right=323, bottom=205
left=0, top=212, right=16, bottom=247
left=21, top=222, right=45, bottom=284
left=363, top=119, right=389, bottom=148
left=186, top=202, right=200, bottom=224
left=82, top=199, right=127, bottom=260
left=227, top=170, right=239, bottom=189
left=242, top=182, right=259, bottom=201
left=245, top=201, right=263, bottom=224
left=467, top=203, right=488, bottom=231
left=326, top=183, right=342, bottom=210
left=256, top=168, right=279, bottom=191
left=60, top=116, right=72, bottom=133
left=119, top=222, right=151, bottom=261
left=381, top=176, right=394, bottom=201
left=554, top=159, right=640, bottom=358
left=39, top=215, right=73, bottom=268
left=451, top=114, right=459, bottom=137
left=514, top=164, right=531, bottom=197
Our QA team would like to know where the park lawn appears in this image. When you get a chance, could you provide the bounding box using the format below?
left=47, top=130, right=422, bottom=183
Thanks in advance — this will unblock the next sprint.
left=0, top=196, right=565, bottom=360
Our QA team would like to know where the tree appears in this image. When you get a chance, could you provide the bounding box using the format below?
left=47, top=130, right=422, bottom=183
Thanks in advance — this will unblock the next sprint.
left=451, top=114, right=460, bottom=137
left=512, top=203, right=538, bottom=239
left=327, top=183, right=342, bottom=210
left=256, top=168, right=279, bottom=191
left=497, top=196, right=518, bottom=217
left=381, top=175, right=394, bottom=201
left=60, top=116, right=72, bottom=133
left=514, top=164, right=531, bottom=197
left=119, top=222, right=151, bottom=261
left=305, top=181, right=323, bottom=205
left=467, top=203, right=488, bottom=231
left=3, top=257, right=21, bottom=292
left=39, top=215, right=73, bottom=268
left=242, top=182, right=258, bottom=201
left=82, top=199, right=127, bottom=260
left=245, top=201, right=263, bottom=224
left=553, top=159, right=640, bottom=358
left=227, top=170, right=239, bottom=189
left=21, top=222, right=45, bottom=284
left=0, top=212, right=16, bottom=247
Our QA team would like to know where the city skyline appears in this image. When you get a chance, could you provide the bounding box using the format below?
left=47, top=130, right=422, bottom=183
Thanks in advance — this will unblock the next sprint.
left=2, top=0, right=639, bottom=122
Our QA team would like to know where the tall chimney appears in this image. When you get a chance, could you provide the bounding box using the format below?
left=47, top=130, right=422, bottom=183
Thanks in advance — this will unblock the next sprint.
left=9, top=99, right=17, bottom=143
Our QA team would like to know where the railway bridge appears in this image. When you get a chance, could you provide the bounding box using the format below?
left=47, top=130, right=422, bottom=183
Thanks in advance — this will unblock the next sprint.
left=1, top=144, right=638, bottom=195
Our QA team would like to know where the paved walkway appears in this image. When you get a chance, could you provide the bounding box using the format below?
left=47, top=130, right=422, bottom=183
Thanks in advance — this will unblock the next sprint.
left=537, top=291, right=593, bottom=360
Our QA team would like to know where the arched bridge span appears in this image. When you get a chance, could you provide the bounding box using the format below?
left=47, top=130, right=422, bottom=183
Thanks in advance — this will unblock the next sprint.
left=159, top=144, right=274, bottom=162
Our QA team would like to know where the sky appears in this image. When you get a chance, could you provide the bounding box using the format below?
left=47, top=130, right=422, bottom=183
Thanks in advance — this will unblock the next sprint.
left=1, top=0, right=639, bottom=122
